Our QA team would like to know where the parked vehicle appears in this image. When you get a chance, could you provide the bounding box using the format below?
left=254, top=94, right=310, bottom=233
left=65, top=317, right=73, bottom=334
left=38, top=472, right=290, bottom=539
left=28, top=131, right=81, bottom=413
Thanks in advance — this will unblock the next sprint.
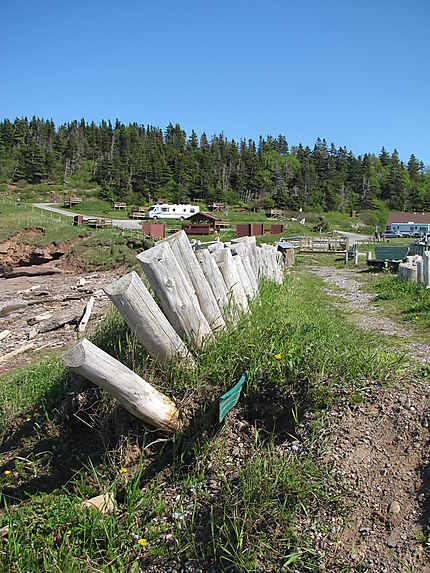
left=381, top=230, right=402, bottom=238
left=145, top=203, right=200, bottom=219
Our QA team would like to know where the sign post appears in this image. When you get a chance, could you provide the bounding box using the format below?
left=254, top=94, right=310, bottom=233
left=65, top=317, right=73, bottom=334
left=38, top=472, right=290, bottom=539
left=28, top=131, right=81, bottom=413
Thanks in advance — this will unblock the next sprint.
left=219, top=373, right=246, bottom=423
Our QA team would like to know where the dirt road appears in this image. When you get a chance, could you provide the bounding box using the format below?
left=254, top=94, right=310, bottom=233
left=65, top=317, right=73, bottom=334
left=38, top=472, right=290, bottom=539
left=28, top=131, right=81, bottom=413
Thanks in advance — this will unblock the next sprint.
left=309, top=265, right=430, bottom=572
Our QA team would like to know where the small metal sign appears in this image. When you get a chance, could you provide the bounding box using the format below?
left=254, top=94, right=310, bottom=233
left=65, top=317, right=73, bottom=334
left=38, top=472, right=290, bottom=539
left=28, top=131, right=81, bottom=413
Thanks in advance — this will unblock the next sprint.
left=219, top=372, right=246, bottom=423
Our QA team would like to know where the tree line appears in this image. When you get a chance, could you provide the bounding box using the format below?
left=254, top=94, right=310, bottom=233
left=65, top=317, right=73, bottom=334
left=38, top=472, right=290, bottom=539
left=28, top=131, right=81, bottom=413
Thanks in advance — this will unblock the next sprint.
left=0, top=116, right=429, bottom=212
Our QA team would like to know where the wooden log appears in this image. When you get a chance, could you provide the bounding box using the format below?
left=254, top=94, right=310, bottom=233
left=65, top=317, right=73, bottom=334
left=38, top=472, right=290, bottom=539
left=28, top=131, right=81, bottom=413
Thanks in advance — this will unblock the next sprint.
left=104, top=271, right=192, bottom=364
left=1, top=266, right=63, bottom=278
left=78, top=296, right=95, bottom=334
left=27, top=311, right=53, bottom=326
left=232, top=236, right=258, bottom=277
left=62, top=338, right=181, bottom=432
left=417, top=259, right=424, bottom=283
left=424, top=252, right=430, bottom=289
left=0, top=343, right=35, bottom=364
left=231, top=253, right=254, bottom=299
left=137, top=241, right=212, bottom=346
left=195, top=249, right=230, bottom=317
left=162, top=231, right=225, bottom=331
left=229, top=243, right=258, bottom=296
left=213, top=248, right=248, bottom=313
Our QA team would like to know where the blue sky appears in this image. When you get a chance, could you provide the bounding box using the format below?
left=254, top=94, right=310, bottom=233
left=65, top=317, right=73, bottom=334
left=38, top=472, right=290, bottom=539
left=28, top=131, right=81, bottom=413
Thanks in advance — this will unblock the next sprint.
left=1, top=0, right=429, bottom=163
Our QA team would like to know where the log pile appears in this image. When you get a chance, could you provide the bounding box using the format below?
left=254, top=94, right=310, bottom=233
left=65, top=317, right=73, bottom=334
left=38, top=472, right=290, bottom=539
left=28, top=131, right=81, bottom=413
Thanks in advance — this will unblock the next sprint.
left=62, top=231, right=287, bottom=432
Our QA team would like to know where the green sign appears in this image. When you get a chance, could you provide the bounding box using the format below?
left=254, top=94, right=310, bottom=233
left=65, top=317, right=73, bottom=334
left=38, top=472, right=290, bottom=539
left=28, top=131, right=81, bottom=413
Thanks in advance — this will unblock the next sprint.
left=219, top=373, right=246, bottom=423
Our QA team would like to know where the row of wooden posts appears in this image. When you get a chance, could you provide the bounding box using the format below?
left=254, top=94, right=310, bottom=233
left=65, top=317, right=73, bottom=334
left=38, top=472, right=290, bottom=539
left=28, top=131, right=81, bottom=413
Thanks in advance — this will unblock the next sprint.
left=62, top=232, right=287, bottom=432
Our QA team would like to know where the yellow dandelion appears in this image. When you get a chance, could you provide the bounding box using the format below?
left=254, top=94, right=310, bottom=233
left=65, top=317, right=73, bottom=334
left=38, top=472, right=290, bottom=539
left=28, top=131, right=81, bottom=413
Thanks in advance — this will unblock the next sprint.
left=274, top=353, right=281, bottom=360
left=4, top=470, right=11, bottom=476
left=415, top=315, right=419, bottom=320
left=119, top=467, right=127, bottom=474
left=67, top=530, right=71, bottom=536
left=248, top=342, right=255, bottom=348
left=137, top=538, right=147, bottom=547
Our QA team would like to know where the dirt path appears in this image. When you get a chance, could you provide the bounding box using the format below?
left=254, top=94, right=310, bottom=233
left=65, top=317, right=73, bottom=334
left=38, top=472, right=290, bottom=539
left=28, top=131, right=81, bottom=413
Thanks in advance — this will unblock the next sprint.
left=309, top=265, right=430, bottom=572
left=311, top=265, right=430, bottom=365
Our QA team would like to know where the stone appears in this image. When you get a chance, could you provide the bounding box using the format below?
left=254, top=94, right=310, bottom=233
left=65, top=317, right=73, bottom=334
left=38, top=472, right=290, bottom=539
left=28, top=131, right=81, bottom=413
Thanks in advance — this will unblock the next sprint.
left=82, top=492, right=115, bottom=514
left=389, top=501, right=401, bottom=514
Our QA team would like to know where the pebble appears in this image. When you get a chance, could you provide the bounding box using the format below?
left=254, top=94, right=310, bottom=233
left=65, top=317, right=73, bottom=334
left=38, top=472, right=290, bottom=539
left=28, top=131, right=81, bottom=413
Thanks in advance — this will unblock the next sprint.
left=389, top=501, right=401, bottom=514
left=386, top=532, right=399, bottom=548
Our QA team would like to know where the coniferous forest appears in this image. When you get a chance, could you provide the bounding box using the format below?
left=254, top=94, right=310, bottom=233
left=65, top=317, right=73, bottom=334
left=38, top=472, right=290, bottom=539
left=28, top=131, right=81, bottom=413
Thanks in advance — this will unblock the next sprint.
left=0, top=116, right=429, bottom=212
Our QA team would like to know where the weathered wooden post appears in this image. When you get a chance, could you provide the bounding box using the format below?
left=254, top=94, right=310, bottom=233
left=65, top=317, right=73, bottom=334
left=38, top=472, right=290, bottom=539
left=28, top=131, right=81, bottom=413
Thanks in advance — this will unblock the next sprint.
left=417, top=258, right=424, bottom=283
left=62, top=339, right=181, bottom=432
left=137, top=242, right=213, bottom=346
left=163, top=231, right=225, bottom=331
left=213, top=248, right=249, bottom=312
left=354, top=249, right=359, bottom=265
left=229, top=243, right=258, bottom=296
left=195, top=248, right=230, bottom=316
left=232, top=253, right=254, bottom=299
left=367, top=251, right=372, bottom=262
left=423, top=252, right=430, bottom=288
left=104, top=271, right=192, bottom=364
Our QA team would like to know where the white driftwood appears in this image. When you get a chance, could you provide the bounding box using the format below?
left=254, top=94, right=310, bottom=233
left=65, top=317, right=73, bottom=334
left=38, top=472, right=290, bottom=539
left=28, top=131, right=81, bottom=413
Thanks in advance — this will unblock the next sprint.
left=232, top=236, right=258, bottom=276
left=78, top=297, right=95, bottom=334
left=213, top=248, right=248, bottom=312
left=232, top=253, right=254, bottom=299
left=62, top=338, right=181, bottom=432
left=0, top=330, right=10, bottom=342
left=229, top=243, right=258, bottom=296
left=0, top=343, right=35, bottom=364
left=27, top=311, right=53, bottom=326
left=417, top=259, right=424, bottom=283
left=163, top=231, right=225, bottom=331
left=104, top=271, right=192, bottom=364
left=424, top=252, right=430, bottom=289
left=195, top=249, right=230, bottom=316
left=137, top=241, right=212, bottom=346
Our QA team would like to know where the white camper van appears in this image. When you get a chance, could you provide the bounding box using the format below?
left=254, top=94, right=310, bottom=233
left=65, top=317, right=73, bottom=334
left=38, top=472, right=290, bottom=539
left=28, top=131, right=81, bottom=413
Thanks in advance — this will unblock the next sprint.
left=145, top=203, right=200, bottom=220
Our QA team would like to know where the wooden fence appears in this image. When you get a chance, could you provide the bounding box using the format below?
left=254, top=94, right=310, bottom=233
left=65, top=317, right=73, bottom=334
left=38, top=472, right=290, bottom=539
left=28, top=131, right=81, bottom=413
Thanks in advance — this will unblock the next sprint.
left=62, top=231, right=286, bottom=432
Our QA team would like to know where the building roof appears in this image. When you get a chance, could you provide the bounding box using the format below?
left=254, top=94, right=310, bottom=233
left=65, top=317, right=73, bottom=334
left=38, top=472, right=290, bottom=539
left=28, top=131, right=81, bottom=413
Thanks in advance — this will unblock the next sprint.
left=387, top=211, right=430, bottom=225
left=189, top=212, right=219, bottom=223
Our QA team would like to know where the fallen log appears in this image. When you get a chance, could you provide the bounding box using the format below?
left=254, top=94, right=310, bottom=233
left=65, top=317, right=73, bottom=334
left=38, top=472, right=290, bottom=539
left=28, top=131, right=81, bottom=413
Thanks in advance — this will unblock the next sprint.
left=2, top=266, right=63, bottom=279
left=77, top=296, right=95, bottom=334
left=27, top=311, right=53, bottom=326
left=104, top=272, right=192, bottom=364
left=62, top=338, right=181, bottom=432
left=137, top=241, right=212, bottom=346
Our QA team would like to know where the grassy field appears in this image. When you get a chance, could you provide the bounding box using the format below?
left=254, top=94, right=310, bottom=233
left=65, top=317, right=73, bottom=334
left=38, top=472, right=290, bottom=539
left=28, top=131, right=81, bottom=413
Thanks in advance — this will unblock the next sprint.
left=0, top=273, right=401, bottom=572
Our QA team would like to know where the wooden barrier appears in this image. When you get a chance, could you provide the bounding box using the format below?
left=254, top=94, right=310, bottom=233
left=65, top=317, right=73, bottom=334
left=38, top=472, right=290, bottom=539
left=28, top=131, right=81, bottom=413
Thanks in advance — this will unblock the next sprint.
left=137, top=241, right=213, bottom=345
left=104, top=271, right=192, bottom=364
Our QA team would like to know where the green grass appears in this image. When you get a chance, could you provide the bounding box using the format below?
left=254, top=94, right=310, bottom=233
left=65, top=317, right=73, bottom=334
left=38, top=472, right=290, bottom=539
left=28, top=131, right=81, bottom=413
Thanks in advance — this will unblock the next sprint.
left=369, top=274, right=430, bottom=334
left=0, top=272, right=401, bottom=572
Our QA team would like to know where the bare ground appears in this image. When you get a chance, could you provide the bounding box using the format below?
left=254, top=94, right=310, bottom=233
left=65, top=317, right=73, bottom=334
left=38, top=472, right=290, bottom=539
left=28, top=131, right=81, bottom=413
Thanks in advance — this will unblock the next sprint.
left=310, top=266, right=430, bottom=572
left=0, top=269, right=121, bottom=373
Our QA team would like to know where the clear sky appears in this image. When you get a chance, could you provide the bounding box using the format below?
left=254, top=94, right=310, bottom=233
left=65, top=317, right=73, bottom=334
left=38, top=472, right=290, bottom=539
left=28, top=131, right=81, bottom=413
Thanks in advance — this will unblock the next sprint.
left=1, top=0, right=429, bottom=163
